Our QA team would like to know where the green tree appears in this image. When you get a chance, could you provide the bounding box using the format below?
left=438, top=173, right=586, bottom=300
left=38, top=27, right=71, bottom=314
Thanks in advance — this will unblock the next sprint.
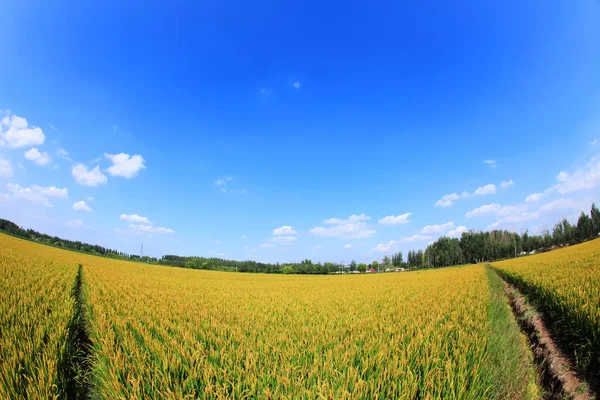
left=576, top=212, right=594, bottom=242
left=542, top=229, right=552, bottom=248
left=561, top=219, right=575, bottom=244
left=591, top=203, right=600, bottom=236
left=349, top=260, right=357, bottom=272
left=552, top=222, right=564, bottom=246
left=392, top=251, right=403, bottom=267
left=324, top=262, right=335, bottom=274
left=357, top=263, right=367, bottom=273
left=382, top=255, right=391, bottom=267
left=371, top=260, right=379, bottom=271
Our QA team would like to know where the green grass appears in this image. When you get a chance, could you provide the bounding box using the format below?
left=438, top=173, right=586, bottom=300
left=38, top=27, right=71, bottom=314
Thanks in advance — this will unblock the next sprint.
left=484, top=265, right=540, bottom=399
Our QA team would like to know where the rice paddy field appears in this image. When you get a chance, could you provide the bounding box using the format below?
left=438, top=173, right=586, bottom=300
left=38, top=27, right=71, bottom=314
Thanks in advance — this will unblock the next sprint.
left=0, top=236, right=78, bottom=399
left=3, top=233, right=599, bottom=399
left=492, top=239, right=600, bottom=382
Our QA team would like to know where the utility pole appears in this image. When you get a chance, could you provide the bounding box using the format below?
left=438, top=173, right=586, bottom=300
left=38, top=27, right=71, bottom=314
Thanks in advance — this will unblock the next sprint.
left=141, top=242, right=143, bottom=259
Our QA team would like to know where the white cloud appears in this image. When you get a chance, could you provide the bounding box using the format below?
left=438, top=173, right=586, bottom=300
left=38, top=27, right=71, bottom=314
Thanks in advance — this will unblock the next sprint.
left=56, top=148, right=71, bottom=161
left=472, top=184, right=496, bottom=196
left=4, top=183, right=68, bottom=207
left=24, top=148, right=52, bottom=165
left=215, top=177, right=238, bottom=194
left=525, top=192, right=546, bottom=203
left=31, top=184, right=68, bottom=198
left=372, top=243, right=392, bottom=252
left=214, top=240, right=222, bottom=244
left=310, top=223, right=376, bottom=239
left=465, top=203, right=501, bottom=218
left=120, top=214, right=152, bottom=224
left=260, top=243, right=275, bottom=248
left=378, top=212, right=411, bottom=225
left=447, top=226, right=468, bottom=238
left=434, top=193, right=460, bottom=207
left=313, top=245, right=322, bottom=250
left=344, top=244, right=352, bottom=249
left=500, top=179, right=514, bottom=188
left=553, top=157, right=600, bottom=194
left=486, top=205, right=541, bottom=229
left=260, top=88, right=272, bottom=96
left=372, top=235, right=433, bottom=252
left=105, top=153, right=146, bottom=178
left=129, top=224, right=174, bottom=234
left=539, top=198, right=590, bottom=213
left=216, top=253, right=227, bottom=257
left=310, top=214, right=375, bottom=239
left=523, top=156, right=600, bottom=204
left=214, top=177, right=233, bottom=187
left=592, top=139, right=598, bottom=146
left=324, top=214, right=370, bottom=225
left=66, top=219, right=84, bottom=228
left=292, top=81, right=301, bottom=89
left=421, top=221, right=455, bottom=234
left=6, top=183, right=52, bottom=207
left=483, top=160, right=497, bottom=168
left=435, top=182, right=499, bottom=207
left=270, top=236, right=297, bottom=244
left=273, top=225, right=297, bottom=235
left=0, top=155, right=12, bottom=178
left=72, top=164, right=107, bottom=186
left=73, top=200, right=92, bottom=212
left=240, top=236, right=247, bottom=239
left=401, top=234, right=433, bottom=243
left=0, top=112, right=45, bottom=148
left=86, top=196, right=94, bottom=201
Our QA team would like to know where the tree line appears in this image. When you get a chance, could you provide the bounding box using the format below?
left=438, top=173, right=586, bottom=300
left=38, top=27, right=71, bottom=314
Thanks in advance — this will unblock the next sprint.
left=160, top=255, right=346, bottom=275
left=390, top=203, right=600, bottom=270
left=0, top=218, right=156, bottom=263
left=2, top=203, right=599, bottom=274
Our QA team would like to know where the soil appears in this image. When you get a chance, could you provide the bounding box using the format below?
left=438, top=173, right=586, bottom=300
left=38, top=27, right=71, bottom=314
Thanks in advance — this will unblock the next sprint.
left=501, top=278, right=595, bottom=400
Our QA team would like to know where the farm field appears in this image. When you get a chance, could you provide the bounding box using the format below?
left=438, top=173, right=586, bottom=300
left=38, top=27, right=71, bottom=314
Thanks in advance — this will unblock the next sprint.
left=492, top=239, right=600, bottom=383
left=0, top=235, right=78, bottom=399
left=14, top=233, right=600, bottom=399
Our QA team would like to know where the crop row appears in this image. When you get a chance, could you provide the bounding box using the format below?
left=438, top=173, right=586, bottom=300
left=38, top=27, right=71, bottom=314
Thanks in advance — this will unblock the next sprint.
left=0, top=234, right=78, bottom=399
left=492, top=239, right=600, bottom=381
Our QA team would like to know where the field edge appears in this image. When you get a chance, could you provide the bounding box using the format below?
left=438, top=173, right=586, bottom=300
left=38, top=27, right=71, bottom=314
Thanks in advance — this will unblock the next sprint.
left=484, top=265, right=541, bottom=400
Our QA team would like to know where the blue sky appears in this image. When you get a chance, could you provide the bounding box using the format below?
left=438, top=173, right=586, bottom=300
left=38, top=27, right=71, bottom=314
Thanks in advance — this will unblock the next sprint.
left=1, top=1, right=599, bottom=263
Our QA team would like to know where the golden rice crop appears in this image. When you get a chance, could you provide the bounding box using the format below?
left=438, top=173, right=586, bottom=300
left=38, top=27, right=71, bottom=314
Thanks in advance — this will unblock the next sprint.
left=0, top=233, right=540, bottom=399
left=83, top=259, right=539, bottom=398
left=492, top=238, right=600, bottom=378
left=0, top=234, right=78, bottom=399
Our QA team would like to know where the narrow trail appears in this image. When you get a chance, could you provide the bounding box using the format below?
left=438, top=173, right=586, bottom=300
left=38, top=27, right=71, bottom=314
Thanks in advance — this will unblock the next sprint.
left=65, top=263, right=93, bottom=399
left=493, top=269, right=595, bottom=400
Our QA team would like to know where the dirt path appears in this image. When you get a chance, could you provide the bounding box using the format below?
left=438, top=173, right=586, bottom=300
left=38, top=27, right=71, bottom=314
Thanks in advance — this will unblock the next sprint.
left=500, top=276, right=595, bottom=400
